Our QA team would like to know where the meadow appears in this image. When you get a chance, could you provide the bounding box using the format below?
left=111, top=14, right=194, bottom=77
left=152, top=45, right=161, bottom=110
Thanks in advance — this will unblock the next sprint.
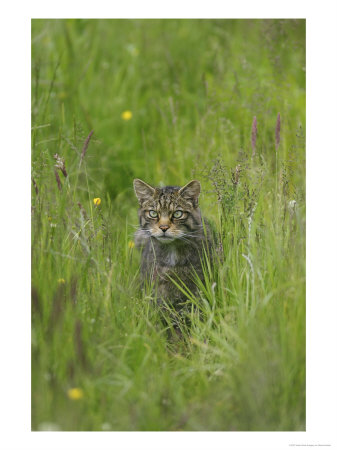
left=31, top=19, right=306, bottom=431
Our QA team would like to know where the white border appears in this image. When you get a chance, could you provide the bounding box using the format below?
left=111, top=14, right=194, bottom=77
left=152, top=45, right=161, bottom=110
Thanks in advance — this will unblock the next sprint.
left=1, top=1, right=337, bottom=449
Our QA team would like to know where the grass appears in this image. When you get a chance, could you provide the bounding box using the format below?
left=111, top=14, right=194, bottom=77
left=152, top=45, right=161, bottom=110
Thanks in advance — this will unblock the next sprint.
left=31, top=18, right=306, bottom=431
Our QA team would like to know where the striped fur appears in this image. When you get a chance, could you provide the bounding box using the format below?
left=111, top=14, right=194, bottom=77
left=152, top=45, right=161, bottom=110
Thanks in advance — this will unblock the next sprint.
left=133, top=179, right=213, bottom=309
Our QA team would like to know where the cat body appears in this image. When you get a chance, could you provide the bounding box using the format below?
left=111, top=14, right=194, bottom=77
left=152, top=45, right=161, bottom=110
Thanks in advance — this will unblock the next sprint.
left=133, top=179, right=213, bottom=309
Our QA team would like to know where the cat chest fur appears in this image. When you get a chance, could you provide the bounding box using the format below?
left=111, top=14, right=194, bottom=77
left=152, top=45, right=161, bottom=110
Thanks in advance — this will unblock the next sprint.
left=141, top=238, right=206, bottom=304
left=163, top=247, right=178, bottom=266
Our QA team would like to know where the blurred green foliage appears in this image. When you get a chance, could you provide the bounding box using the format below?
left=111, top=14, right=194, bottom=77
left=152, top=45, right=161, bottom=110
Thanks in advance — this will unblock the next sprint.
left=32, top=19, right=305, bottom=197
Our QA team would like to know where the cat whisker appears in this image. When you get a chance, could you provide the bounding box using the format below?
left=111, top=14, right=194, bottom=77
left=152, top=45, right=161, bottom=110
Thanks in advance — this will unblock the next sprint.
left=180, top=232, right=203, bottom=238
left=182, top=227, right=204, bottom=234
left=176, top=236, right=194, bottom=243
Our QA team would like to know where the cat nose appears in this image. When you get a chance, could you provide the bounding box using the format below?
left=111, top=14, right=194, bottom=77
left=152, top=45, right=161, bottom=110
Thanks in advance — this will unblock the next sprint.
left=159, top=225, right=170, bottom=232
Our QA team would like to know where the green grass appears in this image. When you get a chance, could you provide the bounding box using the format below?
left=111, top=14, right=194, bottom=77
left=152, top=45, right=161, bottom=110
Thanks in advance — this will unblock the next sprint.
left=31, top=19, right=305, bottom=431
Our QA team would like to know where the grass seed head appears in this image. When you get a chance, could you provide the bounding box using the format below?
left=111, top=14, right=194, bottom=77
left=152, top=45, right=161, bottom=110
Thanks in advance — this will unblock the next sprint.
left=53, top=153, right=68, bottom=177
left=275, top=112, right=281, bottom=149
left=251, top=116, right=257, bottom=156
left=54, top=168, right=62, bottom=191
left=80, top=130, right=94, bottom=162
left=32, top=177, right=39, bottom=195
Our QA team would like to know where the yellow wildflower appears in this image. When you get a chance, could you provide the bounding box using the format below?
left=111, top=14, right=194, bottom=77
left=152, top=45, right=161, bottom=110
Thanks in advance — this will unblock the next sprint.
left=128, top=240, right=135, bottom=249
left=93, top=198, right=101, bottom=206
left=67, top=388, right=84, bottom=400
left=121, top=110, right=132, bottom=121
left=57, top=278, right=65, bottom=284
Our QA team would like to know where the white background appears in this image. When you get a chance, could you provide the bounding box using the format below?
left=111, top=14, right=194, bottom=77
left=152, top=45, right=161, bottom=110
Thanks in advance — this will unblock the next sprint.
left=0, top=1, right=336, bottom=449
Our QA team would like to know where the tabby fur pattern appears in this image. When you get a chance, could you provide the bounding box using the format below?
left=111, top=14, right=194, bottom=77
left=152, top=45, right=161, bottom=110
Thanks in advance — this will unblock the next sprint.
left=133, top=178, right=213, bottom=309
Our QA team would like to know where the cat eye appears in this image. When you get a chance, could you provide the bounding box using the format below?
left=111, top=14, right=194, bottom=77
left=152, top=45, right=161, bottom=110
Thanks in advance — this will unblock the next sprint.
left=173, top=210, right=183, bottom=219
left=148, top=210, right=158, bottom=218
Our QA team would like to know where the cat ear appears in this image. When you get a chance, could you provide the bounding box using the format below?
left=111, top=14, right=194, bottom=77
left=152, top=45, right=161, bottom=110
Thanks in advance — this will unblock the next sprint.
left=133, top=179, right=155, bottom=204
left=178, top=180, right=201, bottom=206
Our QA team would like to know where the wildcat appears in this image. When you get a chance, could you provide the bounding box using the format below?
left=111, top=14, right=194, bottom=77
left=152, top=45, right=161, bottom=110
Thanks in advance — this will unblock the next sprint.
left=133, top=178, right=214, bottom=313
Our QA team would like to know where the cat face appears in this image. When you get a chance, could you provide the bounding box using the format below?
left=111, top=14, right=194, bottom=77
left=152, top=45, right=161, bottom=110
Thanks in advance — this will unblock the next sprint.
left=133, top=179, right=202, bottom=243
